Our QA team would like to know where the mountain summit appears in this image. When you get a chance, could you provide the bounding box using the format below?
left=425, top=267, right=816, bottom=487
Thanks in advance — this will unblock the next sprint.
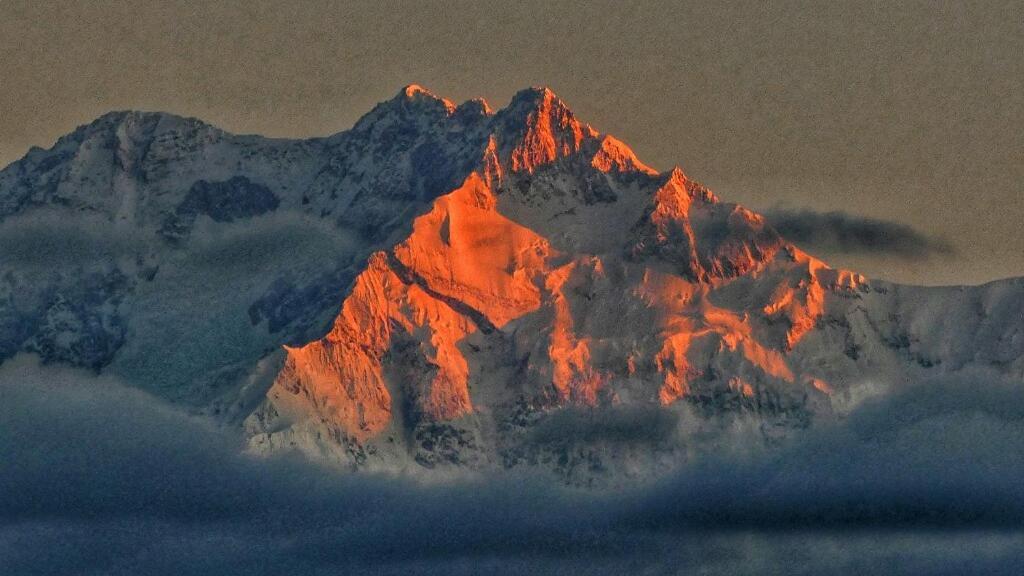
left=1, top=86, right=1021, bottom=482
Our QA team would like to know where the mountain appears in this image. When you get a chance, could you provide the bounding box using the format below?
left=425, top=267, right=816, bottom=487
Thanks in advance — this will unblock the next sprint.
left=2, top=85, right=1021, bottom=483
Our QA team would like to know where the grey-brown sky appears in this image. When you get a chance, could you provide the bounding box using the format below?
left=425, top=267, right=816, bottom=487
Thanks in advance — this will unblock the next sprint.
left=1, top=1, right=1020, bottom=285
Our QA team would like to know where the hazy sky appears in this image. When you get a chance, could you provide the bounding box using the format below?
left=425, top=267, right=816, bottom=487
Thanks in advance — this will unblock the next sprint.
left=1, top=1, right=1020, bottom=285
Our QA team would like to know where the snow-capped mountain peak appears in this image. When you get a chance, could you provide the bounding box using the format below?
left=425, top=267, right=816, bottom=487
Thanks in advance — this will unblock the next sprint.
left=1, top=85, right=1021, bottom=483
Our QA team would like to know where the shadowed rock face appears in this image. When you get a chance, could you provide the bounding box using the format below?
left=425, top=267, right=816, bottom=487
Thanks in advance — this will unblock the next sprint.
left=2, top=85, right=1022, bottom=483
left=161, top=176, right=280, bottom=238
left=181, top=176, right=280, bottom=222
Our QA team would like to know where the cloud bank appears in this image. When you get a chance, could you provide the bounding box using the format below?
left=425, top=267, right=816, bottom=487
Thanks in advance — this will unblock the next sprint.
left=765, top=208, right=955, bottom=259
left=1, top=359, right=1023, bottom=575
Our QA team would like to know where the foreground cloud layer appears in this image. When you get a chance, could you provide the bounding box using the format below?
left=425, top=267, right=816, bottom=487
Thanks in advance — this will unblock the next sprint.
left=765, top=208, right=954, bottom=259
left=1, top=359, right=1023, bottom=575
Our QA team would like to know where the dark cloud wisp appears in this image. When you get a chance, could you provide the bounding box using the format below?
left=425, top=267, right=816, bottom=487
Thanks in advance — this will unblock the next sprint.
left=765, top=208, right=955, bottom=259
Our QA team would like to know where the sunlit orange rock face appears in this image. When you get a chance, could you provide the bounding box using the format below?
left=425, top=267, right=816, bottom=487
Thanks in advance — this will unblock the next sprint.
left=266, top=173, right=550, bottom=440
left=502, top=87, right=597, bottom=173
left=255, top=86, right=866, bottom=454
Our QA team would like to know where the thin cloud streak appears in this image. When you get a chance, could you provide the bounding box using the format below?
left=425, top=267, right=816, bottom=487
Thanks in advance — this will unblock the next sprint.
left=765, top=208, right=955, bottom=259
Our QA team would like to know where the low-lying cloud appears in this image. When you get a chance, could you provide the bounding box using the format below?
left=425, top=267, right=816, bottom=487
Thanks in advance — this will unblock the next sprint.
left=634, top=373, right=1024, bottom=530
left=765, top=208, right=955, bottom=259
left=0, top=207, right=358, bottom=270
left=1, top=359, right=1023, bottom=575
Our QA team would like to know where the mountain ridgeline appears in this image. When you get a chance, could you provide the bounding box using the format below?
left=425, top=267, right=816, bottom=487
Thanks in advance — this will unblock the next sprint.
left=1, top=85, right=1021, bottom=483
